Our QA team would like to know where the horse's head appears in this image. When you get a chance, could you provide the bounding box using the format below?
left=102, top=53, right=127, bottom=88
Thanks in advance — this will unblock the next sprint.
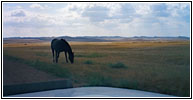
left=69, top=52, right=74, bottom=64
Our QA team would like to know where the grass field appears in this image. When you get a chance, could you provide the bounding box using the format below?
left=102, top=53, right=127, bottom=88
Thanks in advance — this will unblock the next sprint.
left=3, top=40, right=190, bottom=97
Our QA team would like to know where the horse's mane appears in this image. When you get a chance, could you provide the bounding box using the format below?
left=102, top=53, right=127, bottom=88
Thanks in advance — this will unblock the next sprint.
left=60, top=39, right=72, bottom=53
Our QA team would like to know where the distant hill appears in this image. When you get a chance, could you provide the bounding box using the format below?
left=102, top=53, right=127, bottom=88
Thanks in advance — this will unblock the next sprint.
left=128, top=36, right=190, bottom=41
left=3, top=36, right=190, bottom=44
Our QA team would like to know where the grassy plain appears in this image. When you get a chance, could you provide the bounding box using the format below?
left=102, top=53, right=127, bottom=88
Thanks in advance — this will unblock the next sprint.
left=3, top=40, right=190, bottom=96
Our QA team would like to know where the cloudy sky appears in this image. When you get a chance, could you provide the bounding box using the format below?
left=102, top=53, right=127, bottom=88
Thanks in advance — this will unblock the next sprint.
left=3, top=2, right=190, bottom=37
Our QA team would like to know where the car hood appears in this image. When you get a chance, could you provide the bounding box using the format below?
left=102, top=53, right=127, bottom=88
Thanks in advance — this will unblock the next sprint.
left=8, top=87, right=176, bottom=97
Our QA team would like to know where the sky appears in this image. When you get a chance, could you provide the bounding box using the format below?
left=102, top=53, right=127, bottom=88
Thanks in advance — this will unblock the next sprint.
left=3, top=2, right=191, bottom=37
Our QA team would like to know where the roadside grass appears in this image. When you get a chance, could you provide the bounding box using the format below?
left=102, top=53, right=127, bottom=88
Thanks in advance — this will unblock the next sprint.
left=3, top=41, right=190, bottom=97
left=28, top=60, right=71, bottom=78
left=84, top=60, right=94, bottom=65
left=116, top=79, right=139, bottom=90
left=85, top=72, right=113, bottom=86
left=4, top=55, right=71, bottom=78
left=108, top=62, right=127, bottom=69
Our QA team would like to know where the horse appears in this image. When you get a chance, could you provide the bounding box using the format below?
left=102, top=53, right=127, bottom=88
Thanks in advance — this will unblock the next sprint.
left=51, top=38, right=74, bottom=63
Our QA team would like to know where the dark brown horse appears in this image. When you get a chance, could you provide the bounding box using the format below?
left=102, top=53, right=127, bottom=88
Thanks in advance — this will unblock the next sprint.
left=51, top=38, right=74, bottom=63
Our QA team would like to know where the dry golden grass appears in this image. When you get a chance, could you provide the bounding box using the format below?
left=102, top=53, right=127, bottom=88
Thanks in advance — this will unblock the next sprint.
left=3, top=40, right=190, bottom=96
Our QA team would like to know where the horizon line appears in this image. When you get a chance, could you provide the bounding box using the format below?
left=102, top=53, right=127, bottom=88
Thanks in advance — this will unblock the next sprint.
left=3, top=35, right=190, bottom=38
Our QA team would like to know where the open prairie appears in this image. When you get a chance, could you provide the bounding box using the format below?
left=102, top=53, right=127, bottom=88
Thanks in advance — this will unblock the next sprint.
left=3, top=40, right=190, bottom=96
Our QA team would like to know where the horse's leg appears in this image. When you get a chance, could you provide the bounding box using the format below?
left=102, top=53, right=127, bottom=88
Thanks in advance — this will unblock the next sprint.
left=57, top=52, right=60, bottom=63
left=52, top=48, right=55, bottom=63
left=65, top=51, right=68, bottom=63
left=55, top=51, right=59, bottom=63
left=57, top=52, right=60, bottom=58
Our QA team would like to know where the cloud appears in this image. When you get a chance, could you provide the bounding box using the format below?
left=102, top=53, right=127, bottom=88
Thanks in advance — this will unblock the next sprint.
left=82, top=5, right=109, bottom=22
left=59, top=3, right=123, bottom=22
left=30, top=3, right=46, bottom=9
left=3, top=8, right=33, bottom=23
left=165, top=3, right=190, bottom=17
left=10, top=9, right=26, bottom=17
left=16, top=6, right=22, bottom=9
left=3, top=3, right=190, bottom=37
left=132, top=3, right=153, bottom=15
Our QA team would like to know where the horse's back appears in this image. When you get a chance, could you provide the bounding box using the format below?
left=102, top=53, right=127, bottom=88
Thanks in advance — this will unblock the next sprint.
left=51, top=38, right=70, bottom=52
